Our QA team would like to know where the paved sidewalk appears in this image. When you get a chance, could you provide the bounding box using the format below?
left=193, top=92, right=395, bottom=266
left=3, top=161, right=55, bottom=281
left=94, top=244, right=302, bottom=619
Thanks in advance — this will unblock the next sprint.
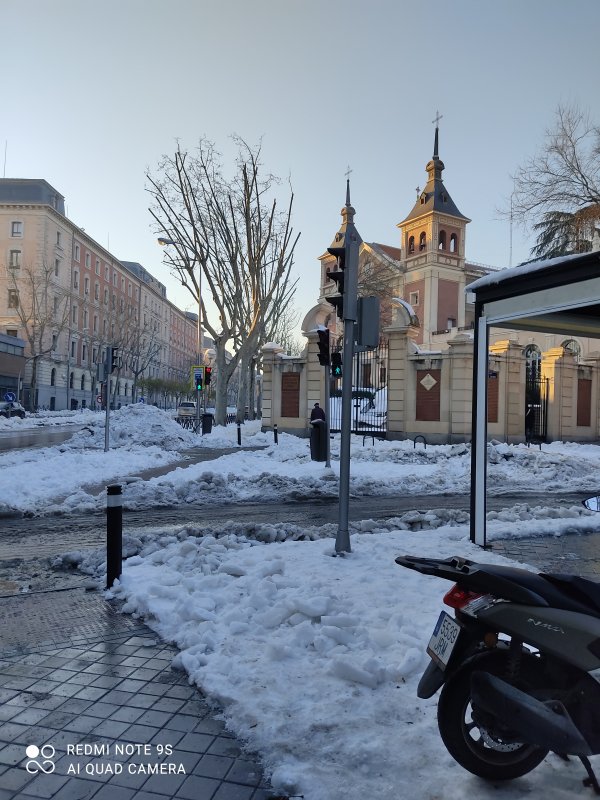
left=0, top=587, right=275, bottom=800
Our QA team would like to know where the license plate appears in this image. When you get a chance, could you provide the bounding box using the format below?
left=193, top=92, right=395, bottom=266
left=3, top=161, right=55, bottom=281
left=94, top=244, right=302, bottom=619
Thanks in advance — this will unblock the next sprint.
left=427, top=611, right=461, bottom=670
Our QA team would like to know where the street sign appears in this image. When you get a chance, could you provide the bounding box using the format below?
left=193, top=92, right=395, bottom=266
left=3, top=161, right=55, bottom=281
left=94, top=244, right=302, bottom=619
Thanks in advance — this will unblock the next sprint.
left=96, top=395, right=102, bottom=404
left=4, top=392, right=16, bottom=402
left=138, top=397, right=145, bottom=404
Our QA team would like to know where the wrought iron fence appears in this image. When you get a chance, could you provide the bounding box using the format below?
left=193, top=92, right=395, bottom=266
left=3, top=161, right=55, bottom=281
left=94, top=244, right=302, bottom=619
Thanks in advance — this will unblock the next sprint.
left=329, top=340, right=388, bottom=435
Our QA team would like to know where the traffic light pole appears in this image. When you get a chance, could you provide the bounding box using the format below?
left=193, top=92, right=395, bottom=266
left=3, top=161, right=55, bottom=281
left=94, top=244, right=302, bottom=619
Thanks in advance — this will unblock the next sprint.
left=324, top=365, right=331, bottom=469
left=336, top=230, right=359, bottom=554
left=104, top=348, right=111, bottom=453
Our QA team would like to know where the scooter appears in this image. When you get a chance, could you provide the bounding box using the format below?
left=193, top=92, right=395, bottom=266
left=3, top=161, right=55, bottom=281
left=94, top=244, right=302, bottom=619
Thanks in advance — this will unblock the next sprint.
left=396, top=500, right=600, bottom=792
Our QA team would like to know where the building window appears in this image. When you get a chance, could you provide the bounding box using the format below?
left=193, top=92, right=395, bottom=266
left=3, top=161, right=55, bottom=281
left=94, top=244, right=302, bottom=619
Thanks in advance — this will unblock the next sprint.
left=82, top=344, right=87, bottom=362
left=112, top=272, right=117, bottom=286
left=409, top=291, right=419, bottom=307
left=562, top=339, right=581, bottom=362
left=8, top=289, right=19, bottom=308
left=74, top=244, right=80, bottom=262
left=9, top=250, right=21, bottom=268
left=450, top=233, right=458, bottom=253
left=56, top=231, right=62, bottom=247
left=419, top=232, right=426, bottom=251
left=128, top=283, right=132, bottom=297
left=50, top=368, right=56, bottom=387
left=84, top=276, right=89, bottom=295
left=85, top=253, right=91, bottom=268
left=72, top=306, right=78, bottom=324
left=80, top=374, right=86, bottom=391
left=438, top=231, right=446, bottom=250
left=104, top=288, right=108, bottom=305
left=55, top=259, right=60, bottom=276
left=93, top=315, right=98, bottom=333
left=11, top=221, right=23, bottom=237
left=73, top=271, right=79, bottom=289
left=447, top=317, right=456, bottom=328
left=94, top=283, right=99, bottom=300
left=105, top=266, right=109, bottom=281
left=71, top=340, right=76, bottom=358
left=93, top=348, right=97, bottom=363
left=6, top=329, right=17, bottom=337
left=103, top=319, right=107, bottom=334
left=95, top=259, right=100, bottom=275
left=52, top=334, right=58, bottom=350
left=83, top=309, right=88, bottom=329
left=69, top=372, right=74, bottom=389
left=408, top=235, right=415, bottom=254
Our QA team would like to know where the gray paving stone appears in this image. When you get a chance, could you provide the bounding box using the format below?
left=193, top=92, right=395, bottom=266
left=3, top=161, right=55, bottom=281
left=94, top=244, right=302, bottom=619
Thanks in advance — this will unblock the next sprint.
left=207, top=737, right=243, bottom=759
left=0, top=764, right=36, bottom=792
left=135, top=710, right=174, bottom=729
left=91, top=785, right=136, bottom=800
left=195, top=754, right=234, bottom=779
left=149, top=696, right=185, bottom=713
left=140, top=769, right=187, bottom=795
left=23, top=776, right=104, bottom=799
left=175, top=774, right=220, bottom=800
left=226, top=759, right=263, bottom=787
left=109, top=707, right=146, bottom=724
left=63, top=715, right=105, bottom=734
left=83, top=702, right=121, bottom=719
left=162, top=715, right=197, bottom=733
left=212, top=784, right=255, bottom=800
left=0, top=722, right=32, bottom=744
left=92, top=719, right=132, bottom=738
left=177, top=732, right=214, bottom=754
left=15, top=771, right=69, bottom=799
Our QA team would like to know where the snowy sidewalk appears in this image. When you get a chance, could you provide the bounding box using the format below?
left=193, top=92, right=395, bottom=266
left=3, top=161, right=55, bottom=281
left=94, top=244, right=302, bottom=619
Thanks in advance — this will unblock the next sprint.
left=0, top=586, right=273, bottom=800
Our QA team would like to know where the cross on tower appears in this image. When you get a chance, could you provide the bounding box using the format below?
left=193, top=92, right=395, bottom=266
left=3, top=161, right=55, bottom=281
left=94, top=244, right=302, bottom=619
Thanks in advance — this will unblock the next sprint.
left=432, top=110, right=443, bottom=128
left=345, top=165, right=353, bottom=180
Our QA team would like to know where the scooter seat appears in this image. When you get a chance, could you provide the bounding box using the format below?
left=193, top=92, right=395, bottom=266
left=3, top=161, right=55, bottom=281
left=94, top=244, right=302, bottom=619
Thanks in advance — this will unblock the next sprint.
left=542, top=573, right=600, bottom=617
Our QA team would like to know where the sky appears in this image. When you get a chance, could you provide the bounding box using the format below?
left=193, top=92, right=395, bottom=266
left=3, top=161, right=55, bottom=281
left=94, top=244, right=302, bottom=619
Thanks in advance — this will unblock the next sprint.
left=3, top=406, right=600, bottom=797
left=2, top=0, right=600, bottom=336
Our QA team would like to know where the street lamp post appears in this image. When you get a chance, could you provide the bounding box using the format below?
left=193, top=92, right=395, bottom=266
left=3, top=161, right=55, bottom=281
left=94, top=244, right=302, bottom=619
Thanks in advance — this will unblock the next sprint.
left=157, top=237, right=203, bottom=427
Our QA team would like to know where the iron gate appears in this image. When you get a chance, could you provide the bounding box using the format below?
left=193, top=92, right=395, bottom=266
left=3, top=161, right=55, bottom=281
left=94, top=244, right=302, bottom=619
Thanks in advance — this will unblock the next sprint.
left=525, top=376, right=549, bottom=443
left=328, top=340, right=388, bottom=435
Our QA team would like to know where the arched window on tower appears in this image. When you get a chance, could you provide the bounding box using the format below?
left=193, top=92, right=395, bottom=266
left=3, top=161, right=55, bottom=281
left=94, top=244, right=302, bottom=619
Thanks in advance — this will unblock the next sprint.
left=50, top=368, right=56, bottom=387
left=438, top=231, right=446, bottom=250
left=419, top=232, right=426, bottom=251
left=450, top=233, right=458, bottom=253
left=408, top=236, right=415, bottom=254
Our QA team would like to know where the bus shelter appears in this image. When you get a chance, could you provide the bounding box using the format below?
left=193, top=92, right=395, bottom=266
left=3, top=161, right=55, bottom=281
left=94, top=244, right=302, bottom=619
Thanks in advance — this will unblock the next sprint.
left=467, top=250, right=600, bottom=547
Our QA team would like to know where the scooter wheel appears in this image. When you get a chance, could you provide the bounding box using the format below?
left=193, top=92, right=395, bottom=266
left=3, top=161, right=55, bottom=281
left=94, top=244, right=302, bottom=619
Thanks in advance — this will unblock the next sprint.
left=437, top=651, right=548, bottom=781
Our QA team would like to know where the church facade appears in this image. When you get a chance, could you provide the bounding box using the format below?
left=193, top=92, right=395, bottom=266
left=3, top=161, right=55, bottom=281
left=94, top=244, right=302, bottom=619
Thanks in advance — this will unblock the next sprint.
left=261, top=128, right=600, bottom=444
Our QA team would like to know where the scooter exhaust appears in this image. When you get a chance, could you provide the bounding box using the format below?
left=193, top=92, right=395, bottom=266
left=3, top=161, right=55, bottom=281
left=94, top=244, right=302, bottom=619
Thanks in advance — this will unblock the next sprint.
left=470, top=671, right=592, bottom=756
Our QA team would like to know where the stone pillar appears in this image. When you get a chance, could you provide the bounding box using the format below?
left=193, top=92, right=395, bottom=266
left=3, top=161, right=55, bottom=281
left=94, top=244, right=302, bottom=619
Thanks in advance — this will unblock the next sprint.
left=447, top=333, right=474, bottom=441
left=488, top=339, right=526, bottom=443
left=260, top=343, right=284, bottom=431
left=385, top=322, right=419, bottom=439
left=542, top=347, right=577, bottom=442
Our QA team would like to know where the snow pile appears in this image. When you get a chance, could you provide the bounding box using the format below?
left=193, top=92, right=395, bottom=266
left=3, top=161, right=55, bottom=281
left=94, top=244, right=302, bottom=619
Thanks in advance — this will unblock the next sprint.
left=106, top=525, right=598, bottom=799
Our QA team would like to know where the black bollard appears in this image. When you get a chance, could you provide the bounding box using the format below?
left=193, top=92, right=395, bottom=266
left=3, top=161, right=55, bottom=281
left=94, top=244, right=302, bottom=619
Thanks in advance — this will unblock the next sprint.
left=106, top=484, right=123, bottom=588
left=274, top=423, right=278, bottom=445
left=237, top=421, right=242, bottom=446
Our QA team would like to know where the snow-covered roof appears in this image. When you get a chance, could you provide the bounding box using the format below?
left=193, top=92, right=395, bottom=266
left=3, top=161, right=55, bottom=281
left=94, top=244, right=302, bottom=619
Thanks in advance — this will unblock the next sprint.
left=467, top=252, right=590, bottom=294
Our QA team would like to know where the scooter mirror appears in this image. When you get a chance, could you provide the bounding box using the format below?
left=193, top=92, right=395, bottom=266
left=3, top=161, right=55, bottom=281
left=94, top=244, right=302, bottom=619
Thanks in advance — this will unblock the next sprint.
left=583, top=496, right=600, bottom=511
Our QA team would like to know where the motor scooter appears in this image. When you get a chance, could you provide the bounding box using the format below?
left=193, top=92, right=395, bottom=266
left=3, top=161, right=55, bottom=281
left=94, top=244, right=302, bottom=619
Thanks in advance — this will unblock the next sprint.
left=397, top=497, right=600, bottom=792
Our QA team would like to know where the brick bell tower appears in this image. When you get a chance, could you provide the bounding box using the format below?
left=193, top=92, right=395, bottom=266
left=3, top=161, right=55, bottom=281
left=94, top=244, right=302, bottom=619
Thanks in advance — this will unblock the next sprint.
left=397, top=116, right=471, bottom=346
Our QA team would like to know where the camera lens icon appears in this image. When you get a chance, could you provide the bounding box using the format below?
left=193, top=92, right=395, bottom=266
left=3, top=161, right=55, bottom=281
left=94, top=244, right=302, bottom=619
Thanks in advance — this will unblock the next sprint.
left=25, top=744, right=56, bottom=774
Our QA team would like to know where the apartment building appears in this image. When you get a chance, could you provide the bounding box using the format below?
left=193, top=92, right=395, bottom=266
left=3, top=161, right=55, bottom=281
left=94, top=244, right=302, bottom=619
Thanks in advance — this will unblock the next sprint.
left=0, top=179, right=198, bottom=410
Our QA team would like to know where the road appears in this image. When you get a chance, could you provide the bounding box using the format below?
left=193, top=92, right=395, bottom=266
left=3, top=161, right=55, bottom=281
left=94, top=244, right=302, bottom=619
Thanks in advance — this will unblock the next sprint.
left=0, top=490, right=595, bottom=595
left=0, top=423, right=84, bottom=450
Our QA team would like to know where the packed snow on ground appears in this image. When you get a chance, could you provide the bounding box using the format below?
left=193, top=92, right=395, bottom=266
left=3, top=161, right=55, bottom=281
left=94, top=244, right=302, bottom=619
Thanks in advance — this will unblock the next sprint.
left=6, top=405, right=600, bottom=517
left=101, top=525, right=599, bottom=800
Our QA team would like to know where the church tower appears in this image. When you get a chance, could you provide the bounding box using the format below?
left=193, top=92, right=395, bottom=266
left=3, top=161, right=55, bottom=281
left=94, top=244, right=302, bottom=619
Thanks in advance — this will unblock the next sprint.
left=398, top=120, right=471, bottom=346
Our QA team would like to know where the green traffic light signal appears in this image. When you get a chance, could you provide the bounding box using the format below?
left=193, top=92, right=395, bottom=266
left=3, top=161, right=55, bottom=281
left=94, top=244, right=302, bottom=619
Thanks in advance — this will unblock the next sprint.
left=331, top=352, right=342, bottom=378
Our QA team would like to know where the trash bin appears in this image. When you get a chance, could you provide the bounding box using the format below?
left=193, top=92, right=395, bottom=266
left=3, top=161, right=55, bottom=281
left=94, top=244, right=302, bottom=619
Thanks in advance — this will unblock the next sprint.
left=310, top=419, right=327, bottom=461
left=202, top=413, right=214, bottom=435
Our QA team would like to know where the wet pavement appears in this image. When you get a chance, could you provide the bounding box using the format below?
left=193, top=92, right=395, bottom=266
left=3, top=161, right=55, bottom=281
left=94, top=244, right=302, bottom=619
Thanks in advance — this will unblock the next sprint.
left=0, top=588, right=274, bottom=800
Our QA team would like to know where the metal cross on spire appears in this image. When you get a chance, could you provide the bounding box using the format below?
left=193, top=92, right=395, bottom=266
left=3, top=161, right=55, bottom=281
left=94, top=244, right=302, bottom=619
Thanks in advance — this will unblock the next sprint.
left=345, top=165, right=353, bottom=205
left=432, top=111, right=443, bottom=158
left=432, top=110, right=443, bottom=128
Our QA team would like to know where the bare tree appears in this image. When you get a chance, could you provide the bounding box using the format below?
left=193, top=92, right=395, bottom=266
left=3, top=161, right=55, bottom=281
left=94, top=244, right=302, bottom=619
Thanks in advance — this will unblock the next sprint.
left=147, top=137, right=300, bottom=425
left=5, top=260, right=70, bottom=409
left=510, top=105, right=600, bottom=258
left=358, top=250, right=400, bottom=329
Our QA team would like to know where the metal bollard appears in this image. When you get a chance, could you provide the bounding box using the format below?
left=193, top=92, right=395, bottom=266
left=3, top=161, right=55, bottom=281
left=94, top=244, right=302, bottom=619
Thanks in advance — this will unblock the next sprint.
left=274, top=423, right=278, bottom=445
left=237, top=421, right=242, bottom=446
left=106, top=484, right=123, bottom=588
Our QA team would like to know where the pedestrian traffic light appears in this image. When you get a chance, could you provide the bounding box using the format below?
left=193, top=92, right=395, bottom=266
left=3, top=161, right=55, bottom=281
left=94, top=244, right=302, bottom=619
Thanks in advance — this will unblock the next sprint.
left=317, top=329, right=330, bottom=366
left=331, top=352, right=343, bottom=378
left=195, top=367, right=204, bottom=391
left=326, top=233, right=346, bottom=320
left=204, top=367, right=212, bottom=386
left=110, top=347, right=121, bottom=373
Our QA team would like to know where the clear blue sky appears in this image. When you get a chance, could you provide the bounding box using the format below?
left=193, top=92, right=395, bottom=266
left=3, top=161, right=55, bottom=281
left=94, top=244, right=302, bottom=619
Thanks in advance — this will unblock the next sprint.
left=3, top=0, right=599, bottom=334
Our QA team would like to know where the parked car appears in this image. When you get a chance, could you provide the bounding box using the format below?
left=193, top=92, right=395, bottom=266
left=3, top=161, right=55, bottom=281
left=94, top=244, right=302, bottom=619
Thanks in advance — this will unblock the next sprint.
left=176, top=401, right=197, bottom=420
left=0, top=401, right=26, bottom=419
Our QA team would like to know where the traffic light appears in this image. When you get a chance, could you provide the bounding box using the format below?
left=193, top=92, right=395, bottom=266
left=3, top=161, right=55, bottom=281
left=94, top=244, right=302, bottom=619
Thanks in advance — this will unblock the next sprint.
left=331, top=352, right=343, bottom=378
left=317, top=329, right=330, bottom=366
left=204, top=367, right=212, bottom=386
left=110, top=347, right=120, bottom=373
left=195, top=367, right=204, bottom=391
left=326, top=233, right=346, bottom=320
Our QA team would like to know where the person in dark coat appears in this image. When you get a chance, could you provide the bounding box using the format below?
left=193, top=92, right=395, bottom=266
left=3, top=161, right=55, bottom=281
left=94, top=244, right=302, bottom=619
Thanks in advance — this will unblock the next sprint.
left=310, top=402, right=326, bottom=422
